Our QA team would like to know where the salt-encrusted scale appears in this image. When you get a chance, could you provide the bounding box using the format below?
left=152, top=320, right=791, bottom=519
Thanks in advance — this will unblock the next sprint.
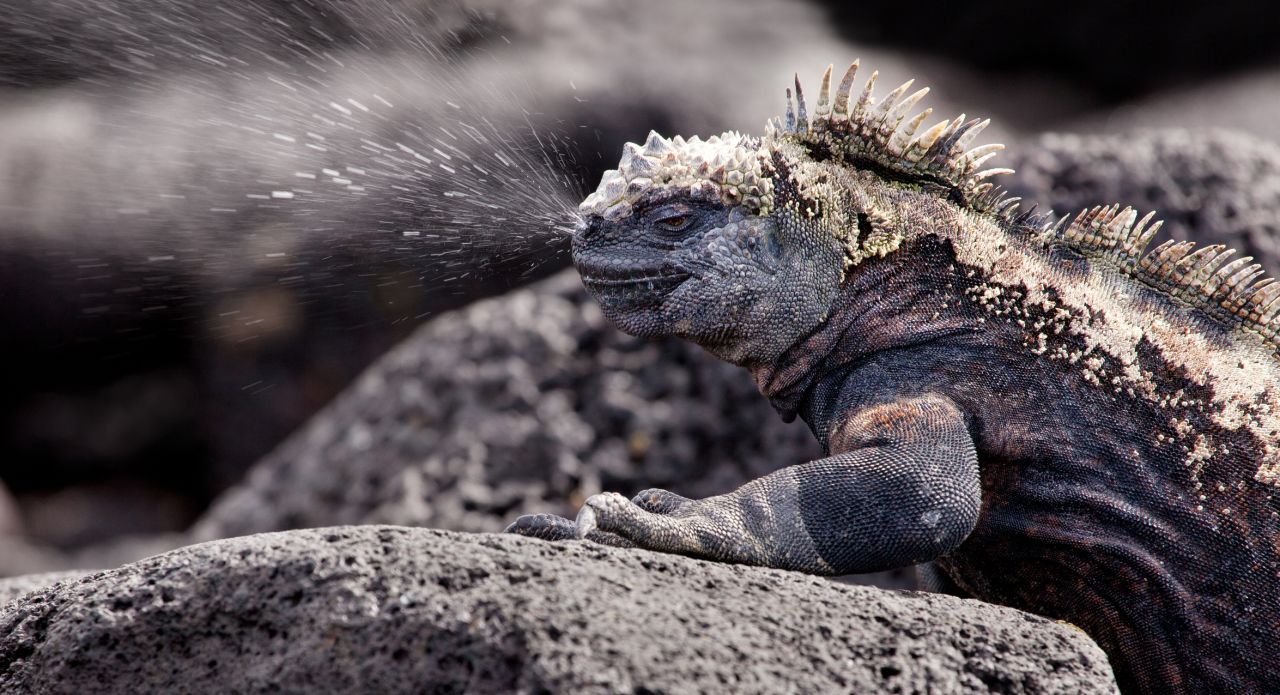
left=1049, top=205, right=1280, bottom=343
left=774, top=62, right=1013, bottom=212
left=579, top=131, right=771, bottom=220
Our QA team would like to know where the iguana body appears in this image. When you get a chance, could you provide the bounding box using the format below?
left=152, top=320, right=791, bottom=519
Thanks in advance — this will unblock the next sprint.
left=507, top=62, right=1280, bottom=693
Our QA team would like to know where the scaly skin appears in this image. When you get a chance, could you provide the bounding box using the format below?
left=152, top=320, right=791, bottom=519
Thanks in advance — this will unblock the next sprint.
left=506, top=62, right=1280, bottom=693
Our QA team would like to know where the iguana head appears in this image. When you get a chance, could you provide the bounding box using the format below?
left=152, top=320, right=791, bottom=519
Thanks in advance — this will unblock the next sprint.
left=572, top=61, right=1012, bottom=365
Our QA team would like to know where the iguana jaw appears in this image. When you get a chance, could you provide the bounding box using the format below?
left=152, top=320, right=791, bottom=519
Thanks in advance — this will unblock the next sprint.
left=577, top=264, right=692, bottom=321
left=571, top=215, right=695, bottom=337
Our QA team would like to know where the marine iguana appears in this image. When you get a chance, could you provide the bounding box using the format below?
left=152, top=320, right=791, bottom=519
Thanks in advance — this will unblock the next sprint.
left=506, top=62, right=1280, bottom=693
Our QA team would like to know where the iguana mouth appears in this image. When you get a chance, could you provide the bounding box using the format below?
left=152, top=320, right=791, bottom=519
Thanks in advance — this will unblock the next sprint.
left=580, top=271, right=691, bottom=291
left=575, top=256, right=691, bottom=291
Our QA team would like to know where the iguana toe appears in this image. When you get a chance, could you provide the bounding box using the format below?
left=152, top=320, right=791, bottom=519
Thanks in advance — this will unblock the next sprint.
left=505, top=513, right=578, bottom=541
left=632, top=488, right=691, bottom=514
left=578, top=492, right=635, bottom=538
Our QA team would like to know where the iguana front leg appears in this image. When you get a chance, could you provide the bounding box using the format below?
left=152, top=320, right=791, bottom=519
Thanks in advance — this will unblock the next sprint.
left=508, top=394, right=981, bottom=575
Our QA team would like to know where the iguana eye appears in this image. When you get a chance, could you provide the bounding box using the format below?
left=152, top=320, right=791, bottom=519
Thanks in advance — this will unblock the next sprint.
left=656, top=214, right=692, bottom=231
left=650, top=203, right=698, bottom=235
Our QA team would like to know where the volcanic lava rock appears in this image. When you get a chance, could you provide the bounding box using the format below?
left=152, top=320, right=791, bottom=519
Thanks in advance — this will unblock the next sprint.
left=0, top=526, right=1118, bottom=694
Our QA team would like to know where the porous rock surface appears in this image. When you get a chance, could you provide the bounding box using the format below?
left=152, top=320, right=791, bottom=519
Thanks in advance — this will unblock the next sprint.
left=0, top=526, right=1118, bottom=694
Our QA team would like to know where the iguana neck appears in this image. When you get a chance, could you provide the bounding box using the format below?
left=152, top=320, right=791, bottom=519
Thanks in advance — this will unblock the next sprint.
left=749, top=235, right=985, bottom=423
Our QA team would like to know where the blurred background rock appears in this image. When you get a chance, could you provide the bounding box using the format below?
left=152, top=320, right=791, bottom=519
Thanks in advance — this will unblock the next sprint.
left=2, top=0, right=1279, bottom=576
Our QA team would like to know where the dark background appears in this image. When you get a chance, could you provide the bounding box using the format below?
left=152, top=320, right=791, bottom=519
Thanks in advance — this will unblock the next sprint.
left=1, top=0, right=1278, bottom=567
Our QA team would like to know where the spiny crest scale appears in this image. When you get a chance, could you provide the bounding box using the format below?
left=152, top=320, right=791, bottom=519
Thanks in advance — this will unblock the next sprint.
left=1052, top=205, right=1280, bottom=350
left=776, top=62, right=1011, bottom=211
left=580, top=60, right=1015, bottom=225
left=578, top=129, right=772, bottom=220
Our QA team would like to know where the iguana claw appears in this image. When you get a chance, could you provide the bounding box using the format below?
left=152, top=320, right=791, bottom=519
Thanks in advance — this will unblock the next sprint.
left=575, top=503, right=598, bottom=538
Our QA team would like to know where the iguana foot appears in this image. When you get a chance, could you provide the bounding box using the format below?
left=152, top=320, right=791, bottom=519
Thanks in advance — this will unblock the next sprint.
left=505, top=488, right=693, bottom=547
left=576, top=491, right=691, bottom=539
left=573, top=489, right=761, bottom=563
left=576, top=489, right=694, bottom=537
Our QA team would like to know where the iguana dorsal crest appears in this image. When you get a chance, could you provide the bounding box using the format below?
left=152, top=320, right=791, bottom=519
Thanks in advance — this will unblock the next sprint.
left=773, top=62, right=1017, bottom=216
left=1051, top=205, right=1280, bottom=347
left=781, top=64, right=1280, bottom=349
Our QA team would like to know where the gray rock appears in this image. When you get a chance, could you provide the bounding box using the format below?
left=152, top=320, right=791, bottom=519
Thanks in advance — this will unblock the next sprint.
left=1006, top=129, right=1280, bottom=276
left=0, top=571, right=91, bottom=606
left=0, top=526, right=1118, bottom=694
